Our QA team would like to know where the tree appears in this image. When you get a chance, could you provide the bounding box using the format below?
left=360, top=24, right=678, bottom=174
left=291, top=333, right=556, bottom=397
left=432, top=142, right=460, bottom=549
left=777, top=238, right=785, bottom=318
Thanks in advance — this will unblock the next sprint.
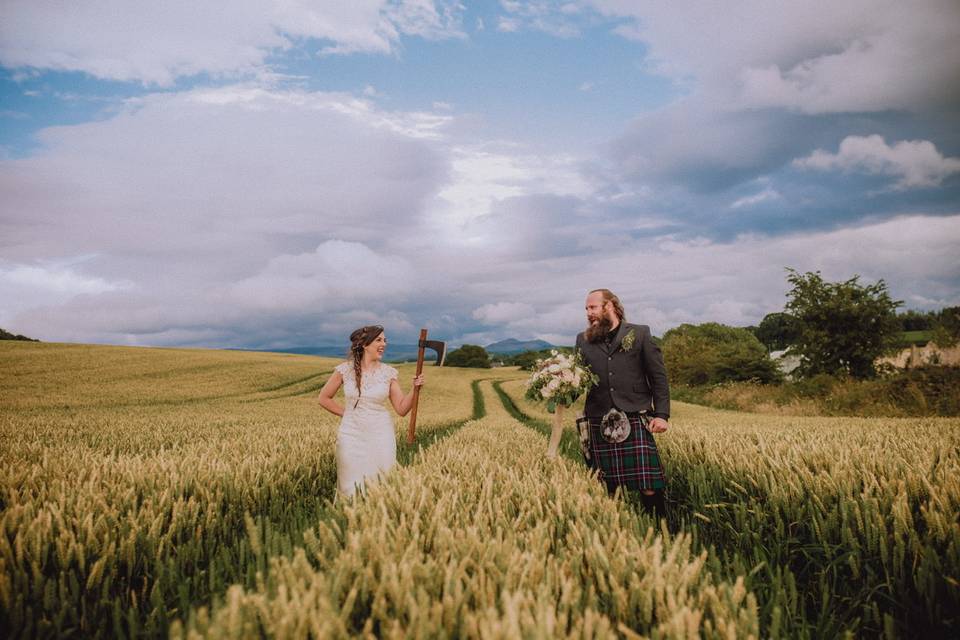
left=784, top=269, right=902, bottom=379
left=897, top=309, right=936, bottom=332
left=504, top=348, right=575, bottom=370
left=0, top=328, right=38, bottom=341
left=752, top=312, right=798, bottom=351
left=931, top=306, right=960, bottom=348
left=510, top=350, right=542, bottom=371
left=444, top=344, right=492, bottom=368
left=662, top=322, right=782, bottom=386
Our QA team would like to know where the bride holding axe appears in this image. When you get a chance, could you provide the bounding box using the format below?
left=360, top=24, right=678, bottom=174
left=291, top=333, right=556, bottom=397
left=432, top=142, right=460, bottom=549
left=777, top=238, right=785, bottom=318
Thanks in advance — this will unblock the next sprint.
left=317, top=325, right=444, bottom=497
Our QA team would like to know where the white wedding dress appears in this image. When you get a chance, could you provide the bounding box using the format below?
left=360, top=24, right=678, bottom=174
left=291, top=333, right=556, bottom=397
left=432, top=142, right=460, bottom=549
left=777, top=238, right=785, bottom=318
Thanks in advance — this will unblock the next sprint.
left=334, top=361, right=399, bottom=497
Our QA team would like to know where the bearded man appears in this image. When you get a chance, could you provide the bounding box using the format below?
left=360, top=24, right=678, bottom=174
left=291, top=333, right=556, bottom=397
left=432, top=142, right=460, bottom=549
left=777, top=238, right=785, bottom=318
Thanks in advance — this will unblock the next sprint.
left=574, top=288, right=670, bottom=519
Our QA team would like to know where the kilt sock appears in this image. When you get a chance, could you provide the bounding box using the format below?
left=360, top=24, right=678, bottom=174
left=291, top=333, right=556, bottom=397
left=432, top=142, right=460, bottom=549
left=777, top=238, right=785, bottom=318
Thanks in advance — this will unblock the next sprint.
left=640, top=489, right=667, bottom=520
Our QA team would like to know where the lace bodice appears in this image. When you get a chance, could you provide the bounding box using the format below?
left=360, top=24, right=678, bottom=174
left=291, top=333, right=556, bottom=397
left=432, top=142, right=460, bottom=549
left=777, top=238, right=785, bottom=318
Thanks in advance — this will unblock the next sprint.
left=335, top=362, right=398, bottom=413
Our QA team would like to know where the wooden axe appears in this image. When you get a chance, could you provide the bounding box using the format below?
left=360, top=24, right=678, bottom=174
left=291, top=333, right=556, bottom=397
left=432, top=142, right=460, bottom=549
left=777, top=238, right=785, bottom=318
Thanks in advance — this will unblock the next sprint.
left=406, top=328, right=446, bottom=444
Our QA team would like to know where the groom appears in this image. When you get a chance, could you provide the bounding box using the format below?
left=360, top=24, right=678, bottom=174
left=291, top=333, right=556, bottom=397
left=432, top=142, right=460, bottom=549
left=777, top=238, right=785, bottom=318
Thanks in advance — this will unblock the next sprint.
left=575, top=288, right=670, bottom=518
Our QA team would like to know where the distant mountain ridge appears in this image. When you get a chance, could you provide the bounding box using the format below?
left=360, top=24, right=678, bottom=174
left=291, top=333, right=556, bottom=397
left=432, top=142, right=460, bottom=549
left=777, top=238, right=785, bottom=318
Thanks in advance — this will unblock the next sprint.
left=262, top=338, right=559, bottom=363
left=271, top=344, right=423, bottom=363
left=483, top=338, right=556, bottom=355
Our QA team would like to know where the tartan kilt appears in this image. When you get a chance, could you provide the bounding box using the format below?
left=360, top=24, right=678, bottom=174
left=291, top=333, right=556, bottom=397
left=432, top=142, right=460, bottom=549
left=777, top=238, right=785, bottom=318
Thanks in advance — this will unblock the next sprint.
left=578, top=413, right=666, bottom=491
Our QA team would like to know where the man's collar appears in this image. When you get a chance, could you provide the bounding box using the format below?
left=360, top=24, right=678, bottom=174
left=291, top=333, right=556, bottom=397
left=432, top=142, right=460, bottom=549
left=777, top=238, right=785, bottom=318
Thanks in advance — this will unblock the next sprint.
left=603, top=321, right=628, bottom=353
left=603, top=320, right=621, bottom=342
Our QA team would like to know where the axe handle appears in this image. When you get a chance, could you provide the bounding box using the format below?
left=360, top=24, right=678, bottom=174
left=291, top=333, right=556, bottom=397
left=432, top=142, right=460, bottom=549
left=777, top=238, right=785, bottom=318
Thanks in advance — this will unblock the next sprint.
left=406, top=328, right=428, bottom=444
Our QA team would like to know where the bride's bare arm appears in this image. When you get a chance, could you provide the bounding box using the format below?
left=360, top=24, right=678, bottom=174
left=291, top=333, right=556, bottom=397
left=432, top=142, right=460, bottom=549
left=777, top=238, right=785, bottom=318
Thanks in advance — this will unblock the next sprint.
left=317, top=370, right=345, bottom=417
left=389, top=375, right=423, bottom=416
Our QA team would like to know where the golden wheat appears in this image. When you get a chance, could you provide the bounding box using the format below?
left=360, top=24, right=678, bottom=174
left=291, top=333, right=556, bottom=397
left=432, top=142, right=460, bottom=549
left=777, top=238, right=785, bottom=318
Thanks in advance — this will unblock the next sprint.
left=500, top=376, right=960, bottom=637
left=2, top=342, right=958, bottom=638
left=0, top=342, right=487, bottom=637
left=174, top=381, right=759, bottom=639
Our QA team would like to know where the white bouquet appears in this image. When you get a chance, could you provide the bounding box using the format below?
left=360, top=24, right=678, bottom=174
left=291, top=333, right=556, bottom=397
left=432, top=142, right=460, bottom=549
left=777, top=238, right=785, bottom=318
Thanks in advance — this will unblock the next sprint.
left=524, top=350, right=598, bottom=413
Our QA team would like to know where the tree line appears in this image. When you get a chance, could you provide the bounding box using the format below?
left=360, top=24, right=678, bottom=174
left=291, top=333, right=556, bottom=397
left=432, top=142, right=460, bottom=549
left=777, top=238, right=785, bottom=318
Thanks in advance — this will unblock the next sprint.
left=0, top=328, right=38, bottom=341
left=666, top=269, right=957, bottom=385
left=446, top=270, right=959, bottom=390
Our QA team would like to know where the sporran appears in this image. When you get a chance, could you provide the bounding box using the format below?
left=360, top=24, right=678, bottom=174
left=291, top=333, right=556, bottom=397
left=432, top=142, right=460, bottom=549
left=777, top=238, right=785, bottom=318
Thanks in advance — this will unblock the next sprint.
left=600, top=407, right=631, bottom=443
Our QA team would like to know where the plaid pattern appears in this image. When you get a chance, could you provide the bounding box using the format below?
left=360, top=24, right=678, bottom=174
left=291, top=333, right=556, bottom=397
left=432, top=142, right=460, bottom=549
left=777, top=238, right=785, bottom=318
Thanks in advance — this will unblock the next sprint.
left=579, top=413, right=666, bottom=491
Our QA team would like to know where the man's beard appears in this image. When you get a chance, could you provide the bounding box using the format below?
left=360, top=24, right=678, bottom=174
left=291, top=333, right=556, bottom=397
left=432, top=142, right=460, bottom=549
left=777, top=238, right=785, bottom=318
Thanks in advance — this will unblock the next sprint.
left=585, top=316, right=615, bottom=343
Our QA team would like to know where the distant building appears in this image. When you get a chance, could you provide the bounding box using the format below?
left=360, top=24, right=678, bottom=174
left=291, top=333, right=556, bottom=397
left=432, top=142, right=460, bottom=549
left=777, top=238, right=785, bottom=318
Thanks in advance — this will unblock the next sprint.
left=878, top=342, right=960, bottom=369
left=770, top=349, right=801, bottom=378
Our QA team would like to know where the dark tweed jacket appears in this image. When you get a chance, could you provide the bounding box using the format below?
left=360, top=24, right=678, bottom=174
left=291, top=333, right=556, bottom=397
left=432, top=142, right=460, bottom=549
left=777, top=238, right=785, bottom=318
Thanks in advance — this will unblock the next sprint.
left=575, top=322, right=670, bottom=420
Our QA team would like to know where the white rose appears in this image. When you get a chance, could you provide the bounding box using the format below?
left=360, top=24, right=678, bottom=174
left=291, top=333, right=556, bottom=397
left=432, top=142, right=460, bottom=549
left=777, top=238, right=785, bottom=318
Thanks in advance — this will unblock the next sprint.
left=573, top=373, right=581, bottom=386
left=548, top=364, right=561, bottom=373
left=541, top=387, right=553, bottom=399
left=561, top=371, right=574, bottom=383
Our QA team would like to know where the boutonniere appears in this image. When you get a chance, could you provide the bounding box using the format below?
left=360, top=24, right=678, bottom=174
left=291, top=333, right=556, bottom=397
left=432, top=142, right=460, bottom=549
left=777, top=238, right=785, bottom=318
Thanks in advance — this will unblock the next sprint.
left=620, top=328, right=636, bottom=352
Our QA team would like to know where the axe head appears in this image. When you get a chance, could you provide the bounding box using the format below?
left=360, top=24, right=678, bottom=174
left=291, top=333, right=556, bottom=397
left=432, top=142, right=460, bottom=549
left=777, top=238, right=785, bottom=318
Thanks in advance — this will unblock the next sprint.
left=419, top=339, right=446, bottom=366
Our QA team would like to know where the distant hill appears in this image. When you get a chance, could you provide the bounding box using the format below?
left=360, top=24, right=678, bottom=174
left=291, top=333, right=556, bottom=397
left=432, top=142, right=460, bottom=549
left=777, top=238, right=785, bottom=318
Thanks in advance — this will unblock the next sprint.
left=0, top=328, right=38, bottom=341
left=264, top=338, right=559, bottom=363
left=266, top=344, right=423, bottom=363
left=484, top=338, right=556, bottom=355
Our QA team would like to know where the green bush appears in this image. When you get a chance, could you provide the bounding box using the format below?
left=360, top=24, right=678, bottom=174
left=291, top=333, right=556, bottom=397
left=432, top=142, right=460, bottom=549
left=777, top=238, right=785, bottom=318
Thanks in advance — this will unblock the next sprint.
left=792, top=373, right=838, bottom=398
left=880, top=366, right=960, bottom=415
left=663, top=322, right=782, bottom=386
left=677, top=366, right=960, bottom=417
left=502, top=348, right=575, bottom=371
left=444, top=344, right=492, bottom=368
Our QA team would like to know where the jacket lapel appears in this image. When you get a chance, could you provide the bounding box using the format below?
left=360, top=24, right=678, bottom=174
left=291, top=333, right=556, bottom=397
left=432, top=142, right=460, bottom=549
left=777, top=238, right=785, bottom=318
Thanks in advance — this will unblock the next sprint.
left=606, top=322, right=628, bottom=355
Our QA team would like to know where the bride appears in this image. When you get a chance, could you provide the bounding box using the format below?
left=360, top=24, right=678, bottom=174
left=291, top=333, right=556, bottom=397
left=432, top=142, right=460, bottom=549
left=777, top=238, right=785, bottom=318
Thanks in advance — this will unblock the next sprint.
left=317, top=325, right=424, bottom=497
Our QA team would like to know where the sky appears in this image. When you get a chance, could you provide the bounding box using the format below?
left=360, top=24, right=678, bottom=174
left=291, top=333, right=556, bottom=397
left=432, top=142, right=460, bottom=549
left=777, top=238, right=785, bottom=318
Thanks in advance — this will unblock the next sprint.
left=1, top=1, right=959, bottom=349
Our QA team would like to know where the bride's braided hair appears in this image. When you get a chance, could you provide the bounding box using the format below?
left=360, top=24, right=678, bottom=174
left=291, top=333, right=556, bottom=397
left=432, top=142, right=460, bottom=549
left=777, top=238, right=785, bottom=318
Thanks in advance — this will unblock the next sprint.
left=348, top=325, right=384, bottom=408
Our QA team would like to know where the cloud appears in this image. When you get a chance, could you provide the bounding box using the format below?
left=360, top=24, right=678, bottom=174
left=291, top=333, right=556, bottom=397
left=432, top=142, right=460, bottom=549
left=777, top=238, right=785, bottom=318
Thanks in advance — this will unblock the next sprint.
left=0, top=260, right=124, bottom=295
left=0, top=83, right=454, bottom=344
left=497, top=1, right=582, bottom=37
left=231, top=240, right=416, bottom=311
left=586, top=0, right=960, bottom=113
left=457, top=213, right=960, bottom=338
left=0, top=259, right=131, bottom=326
left=0, top=85, right=449, bottom=262
left=472, top=301, right=536, bottom=324
left=2, top=3, right=958, bottom=349
left=733, top=29, right=959, bottom=114
left=730, top=187, right=781, bottom=209
left=794, top=135, right=960, bottom=189
left=563, top=0, right=960, bottom=240
left=399, top=211, right=960, bottom=346
left=610, top=99, right=826, bottom=193
left=9, top=241, right=422, bottom=347
left=497, top=17, right=521, bottom=33
left=426, top=145, right=595, bottom=243
left=0, top=1, right=465, bottom=85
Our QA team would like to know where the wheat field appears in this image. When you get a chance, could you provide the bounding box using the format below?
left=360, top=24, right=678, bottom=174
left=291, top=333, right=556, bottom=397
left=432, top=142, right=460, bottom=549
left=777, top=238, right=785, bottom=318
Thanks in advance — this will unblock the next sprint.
left=1, top=342, right=958, bottom=638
